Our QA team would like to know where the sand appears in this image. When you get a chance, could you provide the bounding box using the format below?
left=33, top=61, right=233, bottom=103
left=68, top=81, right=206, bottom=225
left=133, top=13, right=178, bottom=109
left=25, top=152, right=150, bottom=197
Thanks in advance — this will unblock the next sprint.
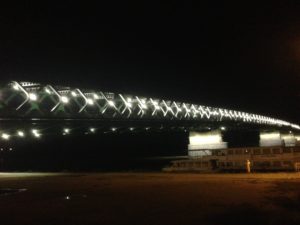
left=0, top=172, right=300, bottom=225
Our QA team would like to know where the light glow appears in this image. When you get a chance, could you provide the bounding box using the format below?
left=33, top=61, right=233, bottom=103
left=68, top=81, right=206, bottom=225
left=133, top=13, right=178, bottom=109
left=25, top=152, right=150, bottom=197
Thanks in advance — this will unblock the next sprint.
left=17, top=131, right=25, bottom=137
left=61, top=96, right=69, bottom=104
left=93, top=94, right=100, bottom=100
left=87, top=98, right=94, bottom=105
left=64, top=128, right=70, bottom=134
left=28, top=93, right=37, bottom=101
left=108, top=100, right=115, bottom=106
left=32, top=129, right=41, bottom=138
left=1, top=133, right=10, bottom=140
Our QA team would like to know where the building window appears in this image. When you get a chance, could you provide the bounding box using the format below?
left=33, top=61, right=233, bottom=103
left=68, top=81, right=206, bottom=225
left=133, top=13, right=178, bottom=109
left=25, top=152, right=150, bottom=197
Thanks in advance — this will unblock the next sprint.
left=253, top=149, right=261, bottom=155
left=283, top=148, right=292, bottom=153
left=262, top=149, right=271, bottom=154
left=235, top=149, right=243, bottom=155
left=227, top=150, right=234, bottom=155
left=272, top=148, right=281, bottom=154
left=273, top=161, right=281, bottom=167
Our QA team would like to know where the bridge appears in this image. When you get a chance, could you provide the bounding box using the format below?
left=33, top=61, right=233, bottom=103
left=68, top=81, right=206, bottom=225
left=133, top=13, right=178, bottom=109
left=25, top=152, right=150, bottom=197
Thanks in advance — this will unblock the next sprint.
left=0, top=81, right=299, bottom=156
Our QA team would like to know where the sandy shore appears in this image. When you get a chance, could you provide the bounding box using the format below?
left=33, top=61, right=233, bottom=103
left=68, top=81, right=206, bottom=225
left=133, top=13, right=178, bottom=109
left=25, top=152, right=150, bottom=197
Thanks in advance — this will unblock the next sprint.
left=0, top=172, right=300, bottom=225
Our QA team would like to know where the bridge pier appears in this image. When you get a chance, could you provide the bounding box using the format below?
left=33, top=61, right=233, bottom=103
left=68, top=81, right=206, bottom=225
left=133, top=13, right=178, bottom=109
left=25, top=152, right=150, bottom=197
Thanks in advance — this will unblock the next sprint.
left=188, top=130, right=227, bottom=157
left=187, top=130, right=300, bottom=158
left=259, top=131, right=297, bottom=147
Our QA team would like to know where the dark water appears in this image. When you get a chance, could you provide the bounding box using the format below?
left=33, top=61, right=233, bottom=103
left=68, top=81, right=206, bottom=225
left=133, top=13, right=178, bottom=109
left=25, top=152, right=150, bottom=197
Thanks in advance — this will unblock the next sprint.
left=0, top=131, right=188, bottom=171
left=0, top=130, right=259, bottom=171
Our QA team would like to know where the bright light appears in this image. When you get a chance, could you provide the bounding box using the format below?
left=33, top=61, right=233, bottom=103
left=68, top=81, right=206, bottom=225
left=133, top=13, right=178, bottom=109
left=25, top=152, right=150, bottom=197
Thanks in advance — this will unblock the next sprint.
left=189, top=131, right=222, bottom=145
left=32, top=129, right=41, bottom=138
left=220, top=126, right=226, bottom=131
left=111, top=127, right=117, bottom=132
left=64, top=128, right=70, bottom=134
left=13, top=84, right=19, bottom=90
left=129, top=127, right=134, bottom=131
left=71, top=91, right=77, bottom=97
left=45, top=88, right=51, bottom=94
left=260, top=132, right=281, bottom=140
left=127, top=97, right=132, bottom=102
left=1, top=133, right=10, bottom=140
left=87, top=98, right=94, bottom=105
left=126, top=102, right=132, bottom=108
left=108, top=100, right=115, bottom=106
left=61, top=96, right=69, bottom=104
left=28, top=93, right=37, bottom=101
left=93, top=93, right=100, bottom=100
left=90, top=128, right=96, bottom=133
left=17, top=131, right=25, bottom=137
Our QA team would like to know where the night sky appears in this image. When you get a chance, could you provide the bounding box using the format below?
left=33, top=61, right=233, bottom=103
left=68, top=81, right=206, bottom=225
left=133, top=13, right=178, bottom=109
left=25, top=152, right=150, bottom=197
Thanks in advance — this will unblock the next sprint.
left=0, top=2, right=299, bottom=123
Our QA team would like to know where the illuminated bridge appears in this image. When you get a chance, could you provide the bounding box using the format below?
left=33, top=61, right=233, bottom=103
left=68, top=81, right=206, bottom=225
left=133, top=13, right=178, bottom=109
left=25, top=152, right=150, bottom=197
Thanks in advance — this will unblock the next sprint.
left=0, top=81, right=299, bottom=156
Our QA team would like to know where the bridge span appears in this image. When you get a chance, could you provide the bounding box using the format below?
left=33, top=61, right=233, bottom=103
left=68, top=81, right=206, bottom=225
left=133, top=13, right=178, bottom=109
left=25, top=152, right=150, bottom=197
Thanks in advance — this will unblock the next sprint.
left=0, top=80, right=299, bottom=156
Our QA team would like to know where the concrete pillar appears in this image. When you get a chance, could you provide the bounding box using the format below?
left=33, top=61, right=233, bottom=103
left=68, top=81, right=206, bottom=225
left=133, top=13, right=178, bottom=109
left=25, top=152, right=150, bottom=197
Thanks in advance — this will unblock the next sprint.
left=259, top=131, right=283, bottom=147
left=281, top=133, right=297, bottom=147
left=259, top=131, right=297, bottom=147
left=188, top=130, right=227, bottom=158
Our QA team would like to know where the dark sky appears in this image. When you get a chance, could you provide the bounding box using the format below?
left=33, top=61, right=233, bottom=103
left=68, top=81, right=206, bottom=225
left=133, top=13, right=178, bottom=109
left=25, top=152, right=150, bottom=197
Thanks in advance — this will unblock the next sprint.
left=0, top=2, right=299, bottom=123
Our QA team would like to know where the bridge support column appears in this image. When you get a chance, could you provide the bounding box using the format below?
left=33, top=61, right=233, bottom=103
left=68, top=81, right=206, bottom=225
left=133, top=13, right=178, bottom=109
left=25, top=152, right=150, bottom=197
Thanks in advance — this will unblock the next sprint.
left=188, top=130, right=227, bottom=158
left=259, top=131, right=297, bottom=147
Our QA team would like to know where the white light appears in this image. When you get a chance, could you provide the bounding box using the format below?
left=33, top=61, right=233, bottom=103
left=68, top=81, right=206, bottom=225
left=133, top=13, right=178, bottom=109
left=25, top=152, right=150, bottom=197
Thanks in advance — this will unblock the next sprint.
left=111, top=127, right=117, bottom=132
left=32, top=129, right=41, bottom=138
left=260, top=132, right=280, bottom=140
left=45, top=88, right=51, bottom=94
left=71, top=91, right=77, bottom=97
left=127, top=98, right=132, bottom=102
left=126, top=102, right=132, bottom=108
left=1, top=133, right=10, bottom=140
left=90, top=128, right=96, bottom=133
left=61, top=96, right=69, bottom=104
left=17, top=131, right=25, bottom=137
left=87, top=98, right=94, bottom=105
left=29, top=93, right=37, bottom=101
left=220, top=126, right=226, bottom=131
left=9, top=148, right=13, bottom=151
left=129, top=127, right=134, bottom=131
left=13, top=84, right=19, bottom=90
left=93, top=93, right=100, bottom=100
left=64, top=128, right=70, bottom=134
left=108, top=100, right=115, bottom=106
left=189, top=131, right=223, bottom=145
left=141, top=99, right=146, bottom=104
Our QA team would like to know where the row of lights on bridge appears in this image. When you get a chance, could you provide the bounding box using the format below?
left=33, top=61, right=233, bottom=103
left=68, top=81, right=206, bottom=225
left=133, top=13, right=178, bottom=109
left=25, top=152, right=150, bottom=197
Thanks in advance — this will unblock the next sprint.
left=12, top=82, right=300, bottom=130
left=0, top=126, right=227, bottom=141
